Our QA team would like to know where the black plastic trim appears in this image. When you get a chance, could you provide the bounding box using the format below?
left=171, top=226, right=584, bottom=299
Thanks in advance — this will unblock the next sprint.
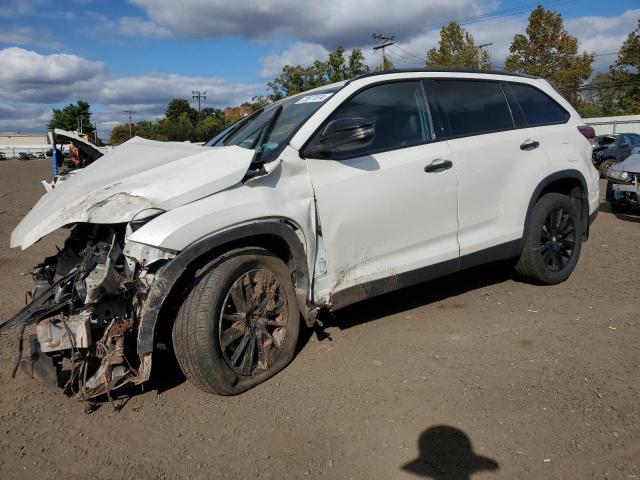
left=348, top=68, right=538, bottom=84
left=136, top=220, right=311, bottom=356
left=523, top=169, right=590, bottom=243
left=330, top=238, right=522, bottom=311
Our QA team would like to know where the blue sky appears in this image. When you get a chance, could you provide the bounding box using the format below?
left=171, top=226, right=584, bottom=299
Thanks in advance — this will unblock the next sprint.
left=0, top=0, right=638, bottom=135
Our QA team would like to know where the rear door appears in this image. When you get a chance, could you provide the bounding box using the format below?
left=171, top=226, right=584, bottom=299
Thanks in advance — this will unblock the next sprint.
left=304, top=80, right=458, bottom=299
left=433, top=79, right=551, bottom=259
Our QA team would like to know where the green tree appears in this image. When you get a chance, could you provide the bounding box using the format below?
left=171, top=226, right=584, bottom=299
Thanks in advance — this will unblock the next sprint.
left=610, top=19, right=640, bottom=114
left=578, top=72, right=623, bottom=117
left=267, top=47, right=372, bottom=100
left=49, top=100, right=95, bottom=135
left=165, top=99, right=198, bottom=123
left=136, top=120, right=168, bottom=141
left=109, top=123, right=134, bottom=145
left=505, top=6, right=593, bottom=105
left=425, top=22, right=491, bottom=69
left=347, top=48, right=370, bottom=77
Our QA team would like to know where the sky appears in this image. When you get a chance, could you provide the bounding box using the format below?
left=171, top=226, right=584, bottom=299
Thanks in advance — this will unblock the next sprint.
left=0, top=0, right=638, bottom=136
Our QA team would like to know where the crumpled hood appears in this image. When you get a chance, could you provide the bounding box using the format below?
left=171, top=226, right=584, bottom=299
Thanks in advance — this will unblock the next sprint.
left=611, top=152, right=640, bottom=174
left=11, top=137, right=254, bottom=249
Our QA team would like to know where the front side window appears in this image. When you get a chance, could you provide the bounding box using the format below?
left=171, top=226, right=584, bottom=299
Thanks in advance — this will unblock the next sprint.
left=435, top=80, right=514, bottom=137
left=509, top=82, right=569, bottom=126
left=308, top=81, right=433, bottom=159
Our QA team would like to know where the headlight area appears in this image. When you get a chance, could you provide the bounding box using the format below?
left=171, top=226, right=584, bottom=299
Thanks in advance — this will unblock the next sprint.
left=0, top=223, right=175, bottom=404
left=607, top=169, right=632, bottom=183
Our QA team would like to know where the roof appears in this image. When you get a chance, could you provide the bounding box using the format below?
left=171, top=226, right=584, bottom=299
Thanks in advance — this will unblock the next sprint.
left=348, top=68, right=539, bottom=84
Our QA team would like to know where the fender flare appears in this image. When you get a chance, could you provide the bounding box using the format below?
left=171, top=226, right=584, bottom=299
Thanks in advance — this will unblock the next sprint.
left=523, top=169, right=590, bottom=245
left=136, top=219, right=311, bottom=364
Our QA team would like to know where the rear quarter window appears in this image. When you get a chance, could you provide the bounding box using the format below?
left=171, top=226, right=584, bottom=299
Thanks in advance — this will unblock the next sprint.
left=509, top=83, right=569, bottom=126
left=434, top=80, right=514, bottom=137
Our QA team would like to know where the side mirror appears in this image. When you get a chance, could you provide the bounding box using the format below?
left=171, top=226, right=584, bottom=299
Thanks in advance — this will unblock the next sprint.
left=306, top=117, right=375, bottom=158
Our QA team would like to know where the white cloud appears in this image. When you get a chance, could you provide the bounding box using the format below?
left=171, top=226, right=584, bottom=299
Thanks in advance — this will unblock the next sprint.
left=0, top=0, right=46, bottom=18
left=0, top=47, right=107, bottom=102
left=379, top=9, right=639, bottom=73
left=259, top=42, right=329, bottom=78
left=130, top=0, right=489, bottom=46
left=117, top=16, right=172, bottom=38
left=0, top=25, right=63, bottom=49
left=0, top=47, right=263, bottom=134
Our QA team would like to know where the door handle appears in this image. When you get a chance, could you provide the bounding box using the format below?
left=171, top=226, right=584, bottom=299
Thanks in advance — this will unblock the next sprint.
left=424, top=159, right=453, bottom=173
left=520, top=140, right=540, bottom=151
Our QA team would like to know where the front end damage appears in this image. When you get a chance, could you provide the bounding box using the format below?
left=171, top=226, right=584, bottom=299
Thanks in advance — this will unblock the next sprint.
left=1, top=223, right=174, bottom=401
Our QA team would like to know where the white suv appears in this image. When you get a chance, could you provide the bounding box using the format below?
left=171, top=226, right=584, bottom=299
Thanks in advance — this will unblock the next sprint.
left=3, top=69, right=599, bottom=398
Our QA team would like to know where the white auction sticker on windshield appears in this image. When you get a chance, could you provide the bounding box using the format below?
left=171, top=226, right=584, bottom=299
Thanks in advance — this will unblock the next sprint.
left=295, top=93, right=334, bottom=104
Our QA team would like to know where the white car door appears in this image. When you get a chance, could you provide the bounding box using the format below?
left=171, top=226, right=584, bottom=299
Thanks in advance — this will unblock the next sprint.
left=303, top=81, right=459, bottom=304
left=432, top=79, right=550, bottom=260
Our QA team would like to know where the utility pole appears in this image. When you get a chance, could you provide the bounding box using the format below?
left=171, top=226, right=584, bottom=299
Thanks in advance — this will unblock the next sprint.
left=122, top=110, right=136, bottom=138
left=192, top=90, right=207, bottom=124
left=372, top=33, right=395, bottom=71
left=477, top=42, right=493, bottom=69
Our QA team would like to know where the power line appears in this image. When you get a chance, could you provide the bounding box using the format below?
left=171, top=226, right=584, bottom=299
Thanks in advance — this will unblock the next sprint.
left=372, top=33, right=395, bottom=70
left=192, top=90, right=207, bottom=124
left=122, top=110, right=135, bottom=139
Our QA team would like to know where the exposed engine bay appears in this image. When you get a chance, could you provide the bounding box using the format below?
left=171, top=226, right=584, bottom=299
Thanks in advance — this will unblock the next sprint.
left=1, top=223, right=173, bottom=402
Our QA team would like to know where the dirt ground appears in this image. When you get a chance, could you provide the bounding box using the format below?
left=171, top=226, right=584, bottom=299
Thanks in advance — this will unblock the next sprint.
left=0, top=158, right=638, bottom=480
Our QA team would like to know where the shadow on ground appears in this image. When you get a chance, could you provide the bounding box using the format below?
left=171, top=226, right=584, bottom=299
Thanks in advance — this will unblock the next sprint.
left=403, top=425, right=499, bottom=479
left=599, top=202, right=640, bottom=223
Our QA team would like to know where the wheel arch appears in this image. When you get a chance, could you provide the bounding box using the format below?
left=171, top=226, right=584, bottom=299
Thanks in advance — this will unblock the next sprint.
left=523, top=169, right=590, bottom=244
left=135, top=219, right=313, bottom=382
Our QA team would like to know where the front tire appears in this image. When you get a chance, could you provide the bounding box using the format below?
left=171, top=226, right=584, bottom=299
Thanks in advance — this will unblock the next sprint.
left=515, top=193, right=583, bottom=285
left=172, top=248, right=300, bottom=395
left=598, top=158, right=615, bottom=178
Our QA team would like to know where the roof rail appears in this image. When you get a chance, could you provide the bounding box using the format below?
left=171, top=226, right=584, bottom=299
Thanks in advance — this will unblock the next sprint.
left=347, top=68, right=539, bottom=84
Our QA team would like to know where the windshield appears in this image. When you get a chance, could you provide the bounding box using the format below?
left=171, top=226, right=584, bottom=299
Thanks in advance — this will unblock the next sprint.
left=592, top=135, right=616, bottom=148
left=207, top=87, right=340, bottom=162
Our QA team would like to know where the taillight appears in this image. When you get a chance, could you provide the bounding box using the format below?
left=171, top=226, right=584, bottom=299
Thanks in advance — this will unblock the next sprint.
left=578, top=125, right=596, bottom=140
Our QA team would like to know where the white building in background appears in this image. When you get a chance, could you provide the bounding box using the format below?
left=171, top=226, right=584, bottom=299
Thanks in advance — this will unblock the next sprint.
left=583, top=114, right=640, bottom=135
left=0, top=133, right=50, bottom=157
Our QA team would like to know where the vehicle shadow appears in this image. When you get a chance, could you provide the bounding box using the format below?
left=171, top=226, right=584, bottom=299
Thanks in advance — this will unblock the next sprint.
left=318, top=260, right=516, bottom=333
left=402, top=425, right=499, bottom=479
left=598, top=202, right=640, bottom=223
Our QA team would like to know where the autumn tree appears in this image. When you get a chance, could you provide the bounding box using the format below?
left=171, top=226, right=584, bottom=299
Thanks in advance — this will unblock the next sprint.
left=49, top=100, right=95, bottom=135
left=505, top=6, right=592, bottom=105
left=109, top=123, right=134, bottom=145
left=609, top=19, right=640, bottom=114
left=425, top=22, right=491, bottom=69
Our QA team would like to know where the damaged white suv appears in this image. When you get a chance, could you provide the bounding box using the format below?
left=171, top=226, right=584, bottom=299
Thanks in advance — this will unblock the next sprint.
left=2, top=69, right=599, bottom=399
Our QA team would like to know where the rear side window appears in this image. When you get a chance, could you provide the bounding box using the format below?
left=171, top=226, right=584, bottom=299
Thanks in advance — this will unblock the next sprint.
left=435, top=80, right=513, bottom=137
left=509, top=83, right=569, bottom=126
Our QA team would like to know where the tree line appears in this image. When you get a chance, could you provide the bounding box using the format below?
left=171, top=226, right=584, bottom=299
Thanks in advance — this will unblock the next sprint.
left=48, top=5, right=639, bottom=145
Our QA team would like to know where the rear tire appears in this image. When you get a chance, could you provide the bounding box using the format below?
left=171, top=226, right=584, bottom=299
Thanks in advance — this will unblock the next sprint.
left=515, top=193, right=583, bottom=285
left=172, top=248, right=300, bottom=395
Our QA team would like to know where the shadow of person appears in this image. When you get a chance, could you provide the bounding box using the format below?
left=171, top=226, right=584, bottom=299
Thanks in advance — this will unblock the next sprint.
left=402, top=425, right=498, bottom=479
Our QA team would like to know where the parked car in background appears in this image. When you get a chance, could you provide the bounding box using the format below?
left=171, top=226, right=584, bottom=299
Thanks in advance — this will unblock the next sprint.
left=592, top=133, right=640, bottom=176
left=0, top=152, right=6, bottom=161
left=35, top=152, right=45, bottom=159
left=1, top=69, right=599, bottom=399
left=606, top=147, right=640, bottom=211
left=18, top=152, right=31, bottom=160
